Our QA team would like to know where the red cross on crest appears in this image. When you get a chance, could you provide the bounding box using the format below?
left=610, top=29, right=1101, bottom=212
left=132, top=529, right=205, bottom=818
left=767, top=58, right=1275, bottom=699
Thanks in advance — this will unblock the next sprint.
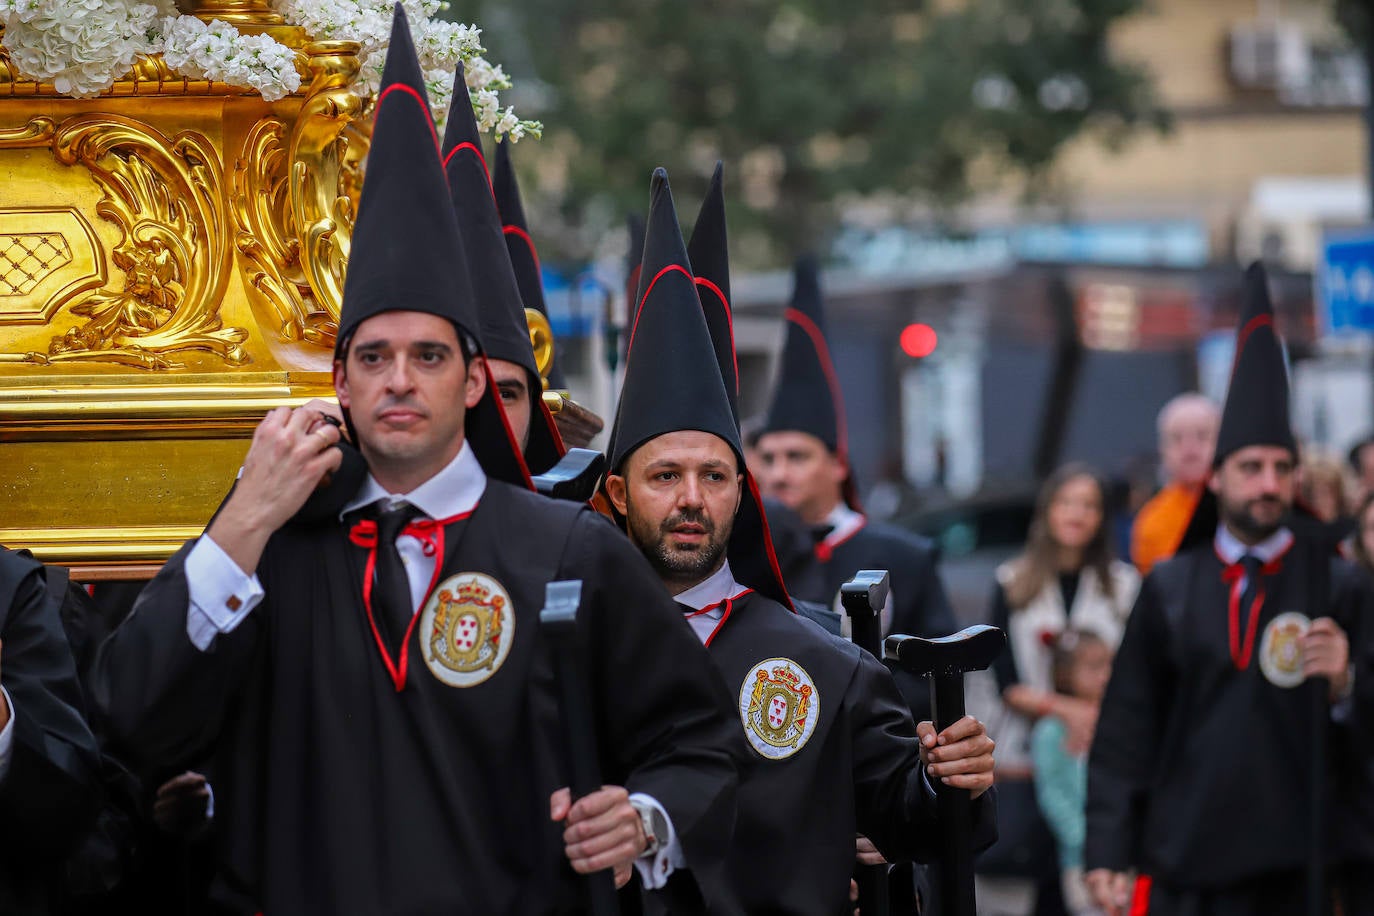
left=768, top=695, right=788, bottom=729
left=455, top=614, right=480, bottom=652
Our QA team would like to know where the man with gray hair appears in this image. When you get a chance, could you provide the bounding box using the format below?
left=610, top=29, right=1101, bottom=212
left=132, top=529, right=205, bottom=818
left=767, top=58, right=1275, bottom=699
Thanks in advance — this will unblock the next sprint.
left=1129, top=392, right=1220, bottom=574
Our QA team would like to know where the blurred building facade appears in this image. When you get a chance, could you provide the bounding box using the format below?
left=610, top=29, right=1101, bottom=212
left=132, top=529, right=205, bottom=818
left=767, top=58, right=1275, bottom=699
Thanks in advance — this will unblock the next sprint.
left=718, top=0, right=1374, bottom=518
left=538, top=0, right=1373, bottom=523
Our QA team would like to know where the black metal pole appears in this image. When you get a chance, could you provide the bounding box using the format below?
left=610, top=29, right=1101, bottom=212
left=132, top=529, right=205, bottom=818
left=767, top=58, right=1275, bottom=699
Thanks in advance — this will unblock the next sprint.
left=541, top=580, right=620, bottom=916
left=885, top=625, right=1005, bottom=916
left=928, top=672, right=975, bottom=916
left=841, top=571, right=892, bottom=916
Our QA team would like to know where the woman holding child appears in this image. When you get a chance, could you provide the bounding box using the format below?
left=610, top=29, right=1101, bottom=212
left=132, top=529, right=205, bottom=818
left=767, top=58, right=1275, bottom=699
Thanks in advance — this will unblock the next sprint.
left=981, top=464, right=1140, bottom=915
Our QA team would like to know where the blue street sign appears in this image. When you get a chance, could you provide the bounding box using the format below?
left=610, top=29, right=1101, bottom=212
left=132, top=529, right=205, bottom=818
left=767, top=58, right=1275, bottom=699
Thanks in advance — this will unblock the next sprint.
left=1319, top=228, right=1374, bottom=336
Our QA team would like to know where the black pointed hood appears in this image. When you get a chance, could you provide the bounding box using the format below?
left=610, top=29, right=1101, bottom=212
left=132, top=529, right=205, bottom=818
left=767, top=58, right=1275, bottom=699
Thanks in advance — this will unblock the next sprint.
left=687, top=162, right=738, bottom=423
left=607, top=169, right=791, bottom=608
left=761, top=257, right=860, bottom=509
left=442, top=67, right=564, bottom=475
left=492, top=136, right=567, bottom=389
left=1179, top=261, right=1298, bottom=550
left=1213, top=261, right=1296, bottom=467
left=337, top=5, right=475, bottom=354
left=336, top=5, right=530, bottom=490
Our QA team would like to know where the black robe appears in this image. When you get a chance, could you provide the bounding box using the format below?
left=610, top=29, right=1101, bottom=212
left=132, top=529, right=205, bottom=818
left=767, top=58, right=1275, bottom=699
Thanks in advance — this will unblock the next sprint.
left=0, top=548, right=104, bottom=915
left=92, top=482, right=746, bottom=916
left=1085, top=536, right=1374, bottom=896
left=810, top=520, right=956, bottom=641
left=696, top=590, right=995, bottom=915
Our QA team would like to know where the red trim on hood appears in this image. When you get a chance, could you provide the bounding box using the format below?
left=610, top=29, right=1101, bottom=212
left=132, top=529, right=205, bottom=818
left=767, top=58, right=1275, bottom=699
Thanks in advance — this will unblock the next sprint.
left=628, top=264, right=694, bottom=353
left=1230, top=313, right=1274, bottom=376
left=480, top=358, right=534, bottom=490
left=747, top=471, right=795, bottom=612
left=503, top=224, right=542, bottom=275
left=442, top=141, right=495, bottom=197
left=377, top=83, right=440, bottom=154
left=694, top=276, right=738, bottom=394
left=537, top=395, right=567, bottom=456
left=783, top=305, right=850, bottom=469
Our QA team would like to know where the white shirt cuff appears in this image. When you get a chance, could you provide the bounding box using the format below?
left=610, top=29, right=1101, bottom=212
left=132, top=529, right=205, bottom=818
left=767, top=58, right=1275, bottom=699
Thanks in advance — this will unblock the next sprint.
left=0, top=688, right=14, bottom=782
left=630, top=792, right=683, bottom=890
left=185, top=536, right=264, bottom=651
left=912, top=758, right=936, bottom=797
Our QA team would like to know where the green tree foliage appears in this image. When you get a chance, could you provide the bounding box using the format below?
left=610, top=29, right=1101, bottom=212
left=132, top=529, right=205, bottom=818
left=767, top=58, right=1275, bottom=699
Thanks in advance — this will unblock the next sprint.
left=447, top=0, right=1168, bottom=264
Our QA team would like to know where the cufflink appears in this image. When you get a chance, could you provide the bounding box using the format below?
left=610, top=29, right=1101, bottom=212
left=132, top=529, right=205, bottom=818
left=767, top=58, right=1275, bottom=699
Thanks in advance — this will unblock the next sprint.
left=226, top=595, right=242, bottom=611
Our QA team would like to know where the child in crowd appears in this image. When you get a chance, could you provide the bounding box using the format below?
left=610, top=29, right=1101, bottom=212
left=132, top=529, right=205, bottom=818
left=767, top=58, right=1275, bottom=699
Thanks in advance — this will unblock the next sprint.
left=1031, top=628, right=1114, bottom=916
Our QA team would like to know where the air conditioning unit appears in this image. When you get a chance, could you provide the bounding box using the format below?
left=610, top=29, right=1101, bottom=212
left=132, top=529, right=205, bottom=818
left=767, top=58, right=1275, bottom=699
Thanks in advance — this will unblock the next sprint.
left=1230, top=21, right=1311, bottom=91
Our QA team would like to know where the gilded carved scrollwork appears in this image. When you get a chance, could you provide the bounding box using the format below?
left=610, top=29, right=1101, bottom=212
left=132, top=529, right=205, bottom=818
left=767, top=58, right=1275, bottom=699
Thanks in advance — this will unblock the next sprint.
left=232, top=41, right=365, bottom=349
left=234, top=117, right=323, bottom=343
left=32, top=115, right=249, bottom=369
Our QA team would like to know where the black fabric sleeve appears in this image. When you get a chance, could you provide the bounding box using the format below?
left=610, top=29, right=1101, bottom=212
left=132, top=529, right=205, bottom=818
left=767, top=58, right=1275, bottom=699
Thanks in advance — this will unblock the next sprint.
left=1084, top=573, right=1170, bottom=872
left=571, top=513, right=746, bottom=915
left=0, top=554, right=103, bottom=859
left=989, top=582, right=1020, bottom=693
left=90, top=540, right=263, bottom=771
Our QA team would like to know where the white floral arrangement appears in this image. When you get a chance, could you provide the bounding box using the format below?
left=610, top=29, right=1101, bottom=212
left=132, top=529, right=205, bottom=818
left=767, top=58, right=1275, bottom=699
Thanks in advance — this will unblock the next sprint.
left=0, top=0, right=540, bottom=140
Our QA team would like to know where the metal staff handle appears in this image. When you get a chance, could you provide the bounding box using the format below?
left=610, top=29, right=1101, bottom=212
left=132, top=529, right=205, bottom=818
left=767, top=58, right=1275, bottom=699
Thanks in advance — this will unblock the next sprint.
left=532, top=448, right=607, bottom=503
left=885, top=625, right=1005, bottom=916
left=841, top=570, right=893, bottom=916
left=540, top=580, right=620, bottom=916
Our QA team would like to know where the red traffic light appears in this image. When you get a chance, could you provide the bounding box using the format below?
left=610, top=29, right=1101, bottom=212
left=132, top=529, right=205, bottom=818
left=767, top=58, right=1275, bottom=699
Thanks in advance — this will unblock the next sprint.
left=900, top=323, right=938, bottom=358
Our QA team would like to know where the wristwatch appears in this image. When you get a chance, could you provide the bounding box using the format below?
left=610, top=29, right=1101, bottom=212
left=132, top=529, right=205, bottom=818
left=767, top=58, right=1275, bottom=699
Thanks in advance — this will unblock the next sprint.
left=630, top=799, right=669, bottom=857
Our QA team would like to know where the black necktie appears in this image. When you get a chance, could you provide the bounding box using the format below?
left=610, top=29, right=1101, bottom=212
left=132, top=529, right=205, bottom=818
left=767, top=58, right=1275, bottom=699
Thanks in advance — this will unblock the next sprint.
left=372, top=502, right=423, bottom=652
left=1239, top=553, right=1263, bottom=620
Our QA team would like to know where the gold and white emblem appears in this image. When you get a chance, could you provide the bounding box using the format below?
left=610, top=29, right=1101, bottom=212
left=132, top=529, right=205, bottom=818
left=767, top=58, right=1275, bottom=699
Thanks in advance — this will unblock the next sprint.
left=739, top=658, right=819, bottom=760
left=1259, top=611, right=1310, bottom=689
left=419, top=573, right=515, bottom=688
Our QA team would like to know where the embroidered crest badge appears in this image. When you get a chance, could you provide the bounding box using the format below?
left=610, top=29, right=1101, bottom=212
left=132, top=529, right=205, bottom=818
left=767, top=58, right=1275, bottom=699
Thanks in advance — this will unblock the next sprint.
left=419, top=573, right=515, bottom=687
left=738, top=658, right=820, bottom=760
left=1259, top=611, right=1310, bottom=689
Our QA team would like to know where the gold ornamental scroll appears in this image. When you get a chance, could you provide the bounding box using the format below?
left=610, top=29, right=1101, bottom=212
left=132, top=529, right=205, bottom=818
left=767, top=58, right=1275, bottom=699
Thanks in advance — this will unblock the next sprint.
left=0, top=4, right=357, bottom=576
left=0, top=2, right=584, bottom=576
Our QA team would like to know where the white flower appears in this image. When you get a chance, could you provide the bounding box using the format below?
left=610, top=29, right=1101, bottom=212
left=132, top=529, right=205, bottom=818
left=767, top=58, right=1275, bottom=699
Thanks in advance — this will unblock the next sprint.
left=158, top=15, right=300, bottom=101
left=1, top=0, right=159, bottom=98
left=0, top=0, right=536, bottom=135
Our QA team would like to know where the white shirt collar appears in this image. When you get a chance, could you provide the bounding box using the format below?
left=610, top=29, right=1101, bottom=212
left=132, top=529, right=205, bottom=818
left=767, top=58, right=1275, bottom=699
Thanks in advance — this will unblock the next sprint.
left=674, top=561, right=748, bottom=617
left=1214, top=523, right=1294, bottom=565
left=823, top=502, right=866, bottom=541
left=340, top=440, right=487, bottom=521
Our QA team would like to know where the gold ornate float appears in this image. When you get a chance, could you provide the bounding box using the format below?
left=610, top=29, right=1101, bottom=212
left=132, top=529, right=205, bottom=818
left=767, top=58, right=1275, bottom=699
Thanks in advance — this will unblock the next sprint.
left=0, top=0, right=585, bottom=577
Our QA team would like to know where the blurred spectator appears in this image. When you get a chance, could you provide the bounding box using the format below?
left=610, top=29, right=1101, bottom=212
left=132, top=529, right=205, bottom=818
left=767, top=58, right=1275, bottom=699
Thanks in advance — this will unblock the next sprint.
left=980, top=464, right=1140, bottom=914
left=1348, top=492, right=1374, bottom=574
left=1032, top=629, right=1113, bottom=916
left=1300, top=453, right=1354, bottom=535
left=1130, top=393, right=1219, bottom=575
left=1349, top=436, right=1374, bottom=503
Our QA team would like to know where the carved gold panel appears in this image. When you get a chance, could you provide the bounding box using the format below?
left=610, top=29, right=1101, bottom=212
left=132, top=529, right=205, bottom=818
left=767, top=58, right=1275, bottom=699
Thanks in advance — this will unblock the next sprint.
left=0, top=11, right=582, bottom=574
left=0, top=208, right=106, bottom=323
